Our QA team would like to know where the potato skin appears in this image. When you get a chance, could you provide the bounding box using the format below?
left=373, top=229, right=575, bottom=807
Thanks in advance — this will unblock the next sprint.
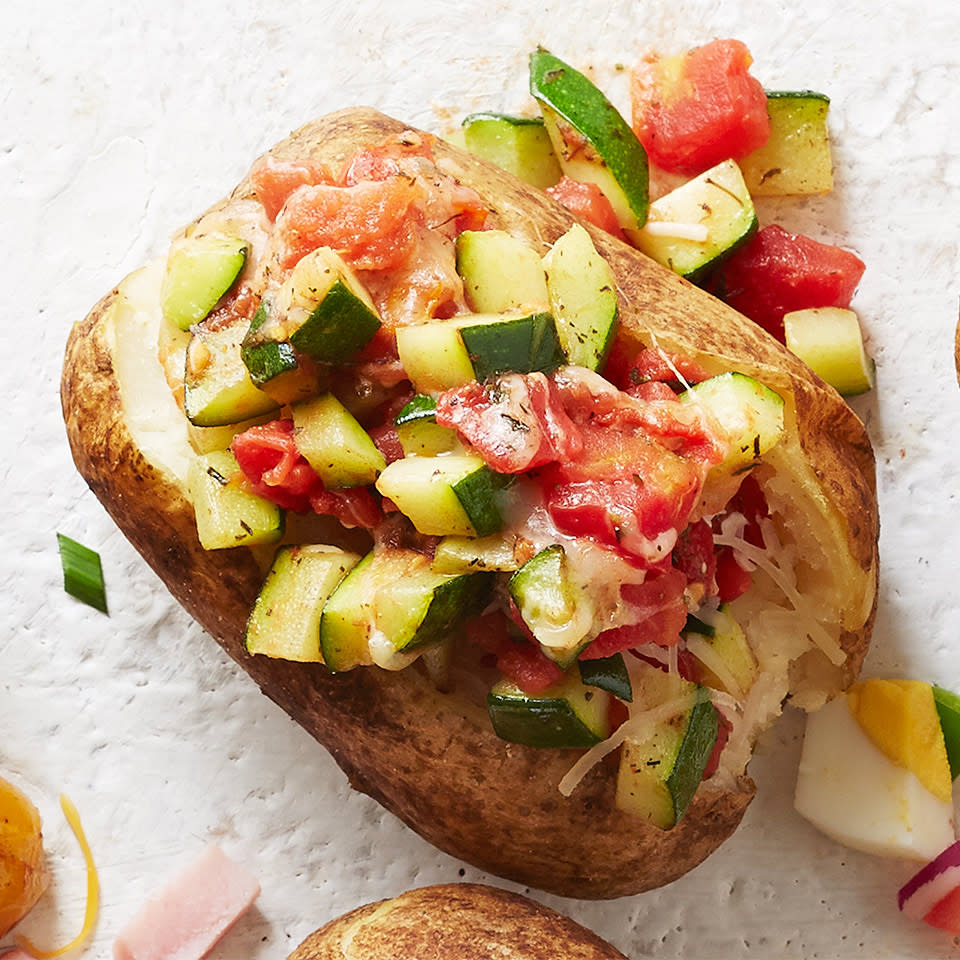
left=61, top=107, right=877, bottom=898
left=286, top=883, right=627, bottom=960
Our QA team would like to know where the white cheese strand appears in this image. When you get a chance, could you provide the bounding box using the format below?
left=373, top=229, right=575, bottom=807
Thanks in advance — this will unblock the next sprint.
left=641, top=220, right=710, bottom=242
left=558, top=696, right=694, bottom=797
left=713, top=528, right=846, bottom=666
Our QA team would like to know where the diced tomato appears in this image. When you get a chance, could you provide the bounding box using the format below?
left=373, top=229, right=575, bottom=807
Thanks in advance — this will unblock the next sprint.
left=465, top=610, right=512, bottom=656
left=436, top=373, right=582, bottom=474
left=707, top=224, right=866, bottom=342
left=553, top=367, right=724, bottom=464
left=465, top=610, right=561, bottom=695
left=273, top=177, right=424, bottom=272
left=546, top=176, right=626, bottom=240
left=343, top=135, right=488, bottom=234
left=608, top=697, right=630, bottom=732
left=538, top=373, right=724, bottom=564
left=727, top=472, right=769, bottom=546
left=582, top=569, right=688, bottom=657
left=249, top=156, right=333, bottom=221
left=201, top=284, right=259, bottom=332
left=672, top=519, right=717, bottom=593
left=497, top=642, right=564, bottom=695
left=715, top=546, right=752, bottom=603
left=367, top=423, right=405, bottom=464
left=631, top=38, right=770, bottom=175
left=702, top=708, right=731, bottom=780
left=230, top=419, right=381, bottom=529
left=602, top=341, right=710, bottom=394
left=341, top=133, right=438, bottom=184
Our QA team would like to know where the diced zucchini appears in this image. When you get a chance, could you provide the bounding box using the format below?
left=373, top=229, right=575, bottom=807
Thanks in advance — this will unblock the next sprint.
left=783, top=306, right=874, bottom=396
left=932, top=685, right=960, bottom=781
left=488, top=672, right=612, bottom=749
left=615, top=660, right=720, bottom=828
left=374, top=563, right=493, bottom=653
left=244, top=545, right=360, bottom=661
left=396, top=311, right=565, bottom=393
left=508, top=545, right=594, bottom=667
left=683, top=605, right=757, bottom=700
left=375, top=455, right=502, bottom=537
left=318, top=551, right=383, bottom=672
left=161, top=232, right=248, bottom=331
left=579, top=653, right=633, bottom=702
left=186, top=449, right=283, bottom=550
left=542, top=223, right=618, bottom=370
left=241, top=299, right=324, bottom=406
left=461, top=112, right=563, bottom=190
left=459, top=311, right=565, bottom=381
left=184, top=315, right=280, bottom=427
left=257, top=247, right=381, bottom=363
left=431, top=534, right=520, bottom=573
left=631, top=159, right=757, bottom=282
left=455, top=230, right=550, bottom=313
left=319, top=547, right=491, bottom=670
left=530, top=48, right=649, bottom=231
left=292, top=393, right=386, bottom=488
left=394, top=395, right=460, bottom=457
left=740, top=91, right=833, bottom=196
left=616, top=687, right=719, bottom=828
left=186, top=413, right=274, bottom=456
left=396, top=321, right=476, bottom=393
left=680, top=372, right=785, bottom=474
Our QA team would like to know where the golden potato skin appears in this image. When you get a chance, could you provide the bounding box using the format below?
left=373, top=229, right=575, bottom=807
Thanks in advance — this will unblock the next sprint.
left=286, top=883, right=627, bottom=960
left=61, top=108, right=877, bottom=898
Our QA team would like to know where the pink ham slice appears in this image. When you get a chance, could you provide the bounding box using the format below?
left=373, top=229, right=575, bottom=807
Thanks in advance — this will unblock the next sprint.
left=113, top=845, right=260, bottom=960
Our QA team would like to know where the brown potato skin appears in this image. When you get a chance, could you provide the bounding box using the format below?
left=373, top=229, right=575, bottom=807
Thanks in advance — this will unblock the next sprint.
left=61, top=107, right=877, bottom=898
left=286, top=883, right=627, bottom=960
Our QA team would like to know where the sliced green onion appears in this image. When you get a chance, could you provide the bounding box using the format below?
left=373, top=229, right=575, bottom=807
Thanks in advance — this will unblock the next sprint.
left=57, top=533, right=108, bottom=614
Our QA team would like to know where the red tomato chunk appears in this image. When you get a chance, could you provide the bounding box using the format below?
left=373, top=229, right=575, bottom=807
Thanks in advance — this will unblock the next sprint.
left=546, top=176, right=626, bottom=240
left=631, top=38, right=770, bottom=175
left=230, top=419, right=381, bottom=529
left=707, top=224, right=866, bottom=342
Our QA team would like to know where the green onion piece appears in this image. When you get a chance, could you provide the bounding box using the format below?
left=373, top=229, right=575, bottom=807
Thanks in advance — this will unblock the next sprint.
left=57, top=534, right=108, bottom=614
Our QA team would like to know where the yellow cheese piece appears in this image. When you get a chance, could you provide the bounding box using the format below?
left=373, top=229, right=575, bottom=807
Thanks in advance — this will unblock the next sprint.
left=847, top=679, right=952, bottom=803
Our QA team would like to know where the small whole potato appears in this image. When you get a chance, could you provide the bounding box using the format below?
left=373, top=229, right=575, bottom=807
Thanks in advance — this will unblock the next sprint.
left=0, top=776, right=49, bottom=937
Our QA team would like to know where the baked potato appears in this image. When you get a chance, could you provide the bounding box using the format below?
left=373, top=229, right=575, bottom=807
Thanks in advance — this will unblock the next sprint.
left=286, top=883, right=627, bottom=960
left=61, top=107, right=878, bottom=898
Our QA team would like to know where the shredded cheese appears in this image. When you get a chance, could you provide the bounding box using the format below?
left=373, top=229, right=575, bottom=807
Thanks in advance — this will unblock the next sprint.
left=559, top=696, right=693, bottom=797
left=714, top=523, right=846, bottom=666
left=16, top=795, right=99, bottom=959
left=641, top=220, right=710, bottom=242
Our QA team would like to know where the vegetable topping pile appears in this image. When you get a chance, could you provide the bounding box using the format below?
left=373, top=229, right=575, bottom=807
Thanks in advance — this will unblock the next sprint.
left=157, top=40, right=868, bottom=831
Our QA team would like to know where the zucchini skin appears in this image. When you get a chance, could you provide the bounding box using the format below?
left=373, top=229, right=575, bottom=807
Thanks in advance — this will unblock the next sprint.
left=61, top=106, right=877, bottom=900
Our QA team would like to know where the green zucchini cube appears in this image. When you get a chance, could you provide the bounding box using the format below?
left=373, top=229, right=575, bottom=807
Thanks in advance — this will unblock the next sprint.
left=161, top=231, right=248, bottom=331
left=461, top=112, right=563, bottom=190
left=488, top=672, right=612, bottom=749
left=245, top=545, right=361, bottom=661
left=186, top=449, right=283, bottom=550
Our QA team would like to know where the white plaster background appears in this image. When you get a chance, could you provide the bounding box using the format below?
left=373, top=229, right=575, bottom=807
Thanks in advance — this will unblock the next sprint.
left=3, top=0, right=960, bottom=957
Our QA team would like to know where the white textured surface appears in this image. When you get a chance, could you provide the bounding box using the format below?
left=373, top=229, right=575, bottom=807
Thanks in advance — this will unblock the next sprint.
left=3, top=0, right=960, bottom=957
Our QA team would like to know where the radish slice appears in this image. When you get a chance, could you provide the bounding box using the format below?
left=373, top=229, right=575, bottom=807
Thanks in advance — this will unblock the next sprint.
left=898, top=839, right=960, bottom=921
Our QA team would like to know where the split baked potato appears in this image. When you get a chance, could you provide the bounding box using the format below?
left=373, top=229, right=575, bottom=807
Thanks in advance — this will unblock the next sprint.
left=286, top=883, right=627, bottom=959
left=61, top=107, right=878, bottom=898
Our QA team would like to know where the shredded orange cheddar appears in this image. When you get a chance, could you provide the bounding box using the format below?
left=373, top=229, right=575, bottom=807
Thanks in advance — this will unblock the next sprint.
left=15, top=795, right=98, bottom=958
